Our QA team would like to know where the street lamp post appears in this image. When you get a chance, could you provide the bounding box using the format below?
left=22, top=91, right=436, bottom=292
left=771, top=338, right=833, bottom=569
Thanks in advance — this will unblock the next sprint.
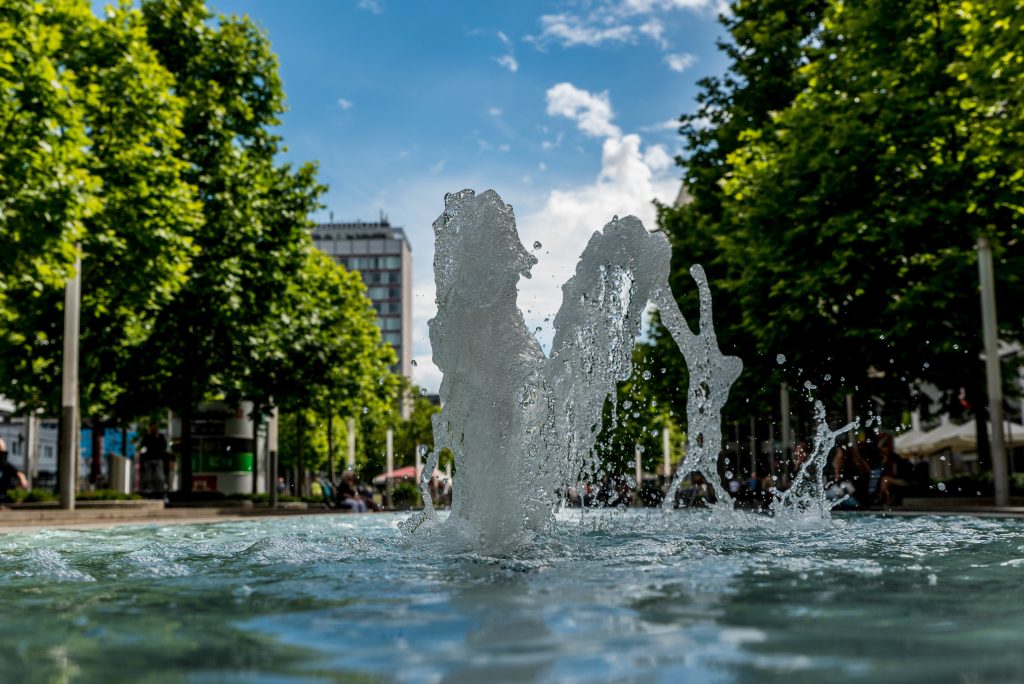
left=58, top=248, right=82, bottom=510
left=977, top=236, right=1009, bottom=507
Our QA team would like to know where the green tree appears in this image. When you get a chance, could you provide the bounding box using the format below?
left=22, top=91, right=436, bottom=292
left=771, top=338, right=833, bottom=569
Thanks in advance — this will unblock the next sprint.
left=0, top=0, right=198, bottom=419
left=0, top=0, right=94, bottom=316
left=652, top=0, right=829, bottom=423
left=657, top=0, right=1024, bottom=459
left=717, top=0, right=1023, bottom=412
left=268, top=252, right=398, bottom=490
left=133, top=0, right=332, bottom=487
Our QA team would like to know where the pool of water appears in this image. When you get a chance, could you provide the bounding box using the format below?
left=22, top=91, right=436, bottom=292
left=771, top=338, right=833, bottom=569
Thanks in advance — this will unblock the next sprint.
left=1, top=511, right=1022, bottom=683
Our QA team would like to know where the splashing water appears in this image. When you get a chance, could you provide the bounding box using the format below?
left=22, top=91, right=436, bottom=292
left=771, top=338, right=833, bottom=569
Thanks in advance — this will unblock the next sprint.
left=405, top=189, right=742, bottom=552
left=772, top=401, right=858, bottom=521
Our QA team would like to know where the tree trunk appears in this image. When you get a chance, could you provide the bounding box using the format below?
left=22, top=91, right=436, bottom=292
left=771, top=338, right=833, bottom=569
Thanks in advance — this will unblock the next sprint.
left=251, top=403, right=261, bottom=496
left=296, top=413, right=305, bottom=497
left=180, top=403, right=193, bottom=493
left=90, top=415, right=103, bottom=487
left=327, top=412, right=335, bottom=484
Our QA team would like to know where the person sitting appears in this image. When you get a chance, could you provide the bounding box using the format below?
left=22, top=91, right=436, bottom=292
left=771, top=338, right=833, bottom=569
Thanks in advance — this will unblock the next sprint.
left=875, top=432, right=909, bottom=507
left=335, top=470, right=380, bottom=512
left=0, top=438, right=28, bottom=503
left=675, top=471, right=716, bottom=509
left=825, top=443, right=871, bottom=509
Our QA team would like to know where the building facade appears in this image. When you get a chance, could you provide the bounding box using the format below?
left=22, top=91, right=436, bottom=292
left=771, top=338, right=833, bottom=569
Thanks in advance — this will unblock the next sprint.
left=311, top=218, right=414, bottom=383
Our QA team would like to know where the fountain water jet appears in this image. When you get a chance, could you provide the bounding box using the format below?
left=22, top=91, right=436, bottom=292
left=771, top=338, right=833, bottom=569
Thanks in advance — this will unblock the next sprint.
left=404, top=189, right=742, bottom=551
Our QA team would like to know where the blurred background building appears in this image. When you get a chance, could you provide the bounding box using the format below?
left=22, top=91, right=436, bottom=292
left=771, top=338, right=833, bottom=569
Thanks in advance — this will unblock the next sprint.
left=311, top=214, right=414, bottom=383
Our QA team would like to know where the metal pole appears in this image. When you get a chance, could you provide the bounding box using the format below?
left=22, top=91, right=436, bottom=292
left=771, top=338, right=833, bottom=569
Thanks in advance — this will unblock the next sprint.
left=346, top=417, right=356, bottom=470
left=58, top=248, right=81, bottom=510
left=385, top=427, right=394, bottom=509
left=780, top=383, right=791, bottom=451
left=268, top=407, right=279, bottom=508
left=634, top=443, right=642, bottom=492
left=780, top=384, right=792, bottom=487
left=749, top=417, right=756, bottom=476
left=24, top=412, right=37, bottom=489
left=251, top=404, right=260, bottom=496
left=845, top=394, right=855, bottom=445
left=327, top=413, right=335, bottom=483
left=661, top=426, right=671, bottom=479
left=978, top=236, right=1009, bottom=506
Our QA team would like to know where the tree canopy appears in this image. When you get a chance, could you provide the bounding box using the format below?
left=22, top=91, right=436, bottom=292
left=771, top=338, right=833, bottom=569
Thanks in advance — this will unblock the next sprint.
left=654, top=0, right=1024, bottom=434
left=0, top=0, right=400, bottom=475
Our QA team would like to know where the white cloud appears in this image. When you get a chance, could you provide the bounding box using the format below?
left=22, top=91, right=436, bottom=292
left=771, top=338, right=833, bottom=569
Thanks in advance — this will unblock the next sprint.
left=530, top=0, right=724, bottom=50
left=516, top=132, right=680, bottom=345
left=624, top=0, right=714, bottom=11
left=664, top=52, right=697, bottom=72
left=643, top=144, right=673, bottom=171
left=337, top=98, right=354, bottom=110
left=494, top=54, right=519, bottom=72
left=546, top=83, right=621, bottom=138
left=641, top=117, right=682, bottom=132
left=356, top=0, right=383, bottom=15
left=535, top=13, right=634, bottom=47
left=429, top=158, right=446, bottom=174
left=638, top=19, right=667, bottom=49
left=515, top=84, right=681, bottom=347
left=498, top=144, right=511, bottom=153
left=488, top=107, right=503, bottom=117
left=538, top=162, right=547, bottom=171
left=497, top=30, right=511, bottom=46
left=541, top=131, right=563, bottom=150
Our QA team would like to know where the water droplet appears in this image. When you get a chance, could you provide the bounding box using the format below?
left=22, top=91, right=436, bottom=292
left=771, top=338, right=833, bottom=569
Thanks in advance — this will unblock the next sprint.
left=535, top=327, right=542, bottom=333
left=641, top=370, right=652, bottom=380
left=776, top=354, right=786, bottom=365
left=362, top=407, right=369, bottom=415
left=420, top=388, right=428, bottom=396
left=937, top=482, right=946, bottom=491
left=411, top=359, right=418, bottom=367
left=725, top=470, right=734, bottom=479
left=533, top=241, right=542, bottom=250
left=612, top=214, right=619, bottom=221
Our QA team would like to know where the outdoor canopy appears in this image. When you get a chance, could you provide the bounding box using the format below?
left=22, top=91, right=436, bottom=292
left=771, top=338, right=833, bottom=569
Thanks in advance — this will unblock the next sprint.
left=895, top=415, right=1024, bottom=456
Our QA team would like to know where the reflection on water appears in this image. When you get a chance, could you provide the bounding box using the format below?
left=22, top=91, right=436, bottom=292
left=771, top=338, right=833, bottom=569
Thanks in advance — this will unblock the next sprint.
left=1, top=512, right=1023, bottom=683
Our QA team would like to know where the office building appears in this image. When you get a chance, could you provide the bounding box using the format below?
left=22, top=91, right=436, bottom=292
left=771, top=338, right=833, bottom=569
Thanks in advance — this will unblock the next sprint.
left=311, top=217, right=414, bottom=384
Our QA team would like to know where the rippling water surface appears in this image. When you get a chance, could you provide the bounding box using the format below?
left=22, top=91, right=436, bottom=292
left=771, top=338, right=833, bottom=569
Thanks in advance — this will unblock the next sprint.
left=1, top=511, right=1022, bottom=683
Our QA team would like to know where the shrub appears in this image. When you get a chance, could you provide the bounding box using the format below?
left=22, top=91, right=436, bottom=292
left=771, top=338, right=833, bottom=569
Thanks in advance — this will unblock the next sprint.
left=77, top=489, right=143, bottom=501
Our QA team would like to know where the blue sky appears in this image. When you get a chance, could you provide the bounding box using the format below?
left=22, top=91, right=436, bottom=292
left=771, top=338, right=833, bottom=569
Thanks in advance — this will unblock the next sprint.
left=142, top=0, right=731, bottom=390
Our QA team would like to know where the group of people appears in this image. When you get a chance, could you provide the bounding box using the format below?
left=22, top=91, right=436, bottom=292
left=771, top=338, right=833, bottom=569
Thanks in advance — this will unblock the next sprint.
left=672, top=432, right=915, bottom=511
left=311, top=470, right=380, bottom=512
left=824, top=433, right=913, bottom=509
